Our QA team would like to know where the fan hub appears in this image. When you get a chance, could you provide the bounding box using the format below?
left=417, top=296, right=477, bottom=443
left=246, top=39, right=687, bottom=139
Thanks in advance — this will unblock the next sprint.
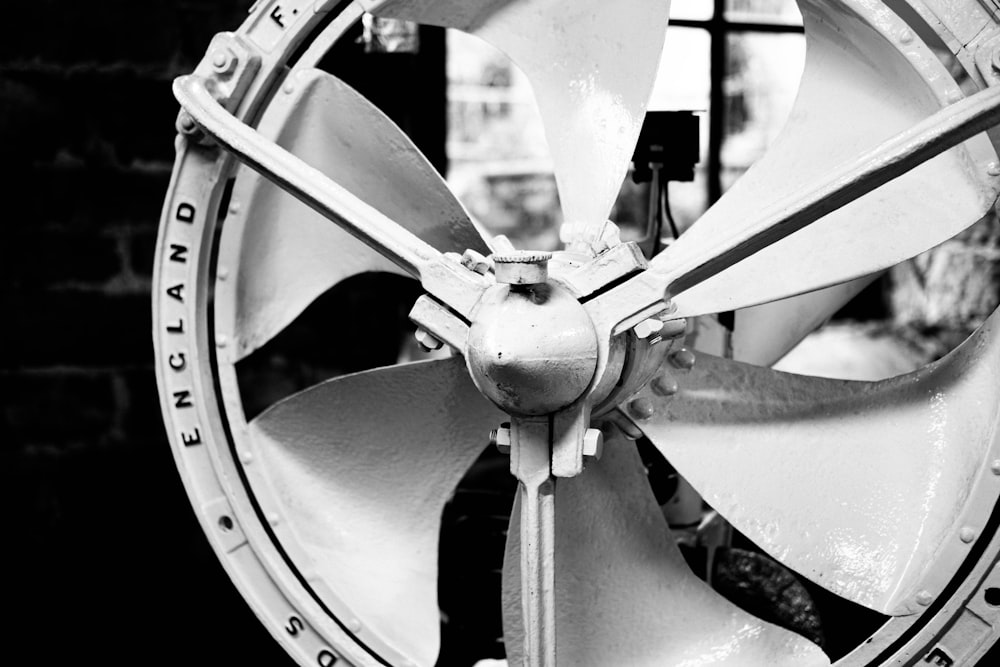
left=466, top=280, right=598, bottom=416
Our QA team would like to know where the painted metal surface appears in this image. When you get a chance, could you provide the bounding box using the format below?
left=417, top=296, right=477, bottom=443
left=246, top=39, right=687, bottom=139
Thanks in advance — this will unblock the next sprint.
left=502, top=436, right=830, bottom=666
left=155, top=0, right=1000, bottom=665
left=363, top=0, right=671, bottom=245
left=248, top=357, right=501, bottom=666
left=658, top=0, right=1000, bottom=319
left=585, top=81, right=1000, bottom=340
left=627, top=307, right=1000, bottom=617
left=212, top=67, right=490, bottom=359
left=175, top=75, right=494, bottom=323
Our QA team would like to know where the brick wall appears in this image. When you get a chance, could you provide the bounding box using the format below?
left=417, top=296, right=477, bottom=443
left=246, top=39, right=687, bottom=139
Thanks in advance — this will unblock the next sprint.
left=3, top=3, right=301, bottom=663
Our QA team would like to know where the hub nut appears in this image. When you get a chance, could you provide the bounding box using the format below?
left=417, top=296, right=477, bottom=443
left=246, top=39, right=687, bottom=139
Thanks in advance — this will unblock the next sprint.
left=492, top=251, right=552, bottom=286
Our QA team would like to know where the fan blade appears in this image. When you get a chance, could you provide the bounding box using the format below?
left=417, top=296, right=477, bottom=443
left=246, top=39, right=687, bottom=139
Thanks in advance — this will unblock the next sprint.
left=248, top=357, right=503, bottom=666
left=629, top=308, right=1000, bottom=616
left=692, top=279, right=875, bottom=367
left=224, top=68, right=489, bottom=359
left=363, top=0, right=670, bottom=233
left=654, top=0, right=999, bottom=320
left=502, top=434, right=830, bottom=666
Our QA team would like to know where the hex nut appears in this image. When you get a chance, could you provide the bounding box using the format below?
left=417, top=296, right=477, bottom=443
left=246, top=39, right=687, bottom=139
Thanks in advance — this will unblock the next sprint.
left=633, top=318, right=664, bottom=340
left=583, top=428, right=604, bottom=461
left=414, top=328, right=443, bottom=352
left=491, top=426, right=512, bottom=454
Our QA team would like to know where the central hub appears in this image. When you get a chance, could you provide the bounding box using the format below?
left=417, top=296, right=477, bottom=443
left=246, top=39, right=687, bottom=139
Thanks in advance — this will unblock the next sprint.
left=466, top=252, right=598, bottom=416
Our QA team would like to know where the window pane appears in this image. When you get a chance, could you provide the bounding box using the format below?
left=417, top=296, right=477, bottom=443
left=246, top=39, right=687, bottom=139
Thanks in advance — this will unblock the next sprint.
left=636, top=27, right=711, bottom=232
left=671, top=0, right=714, bottom=21
left=725, top=0, right=802, bottom=25
left=720, top=31, right=805, bottom=193
left=446, top=30, right=560, bottom=248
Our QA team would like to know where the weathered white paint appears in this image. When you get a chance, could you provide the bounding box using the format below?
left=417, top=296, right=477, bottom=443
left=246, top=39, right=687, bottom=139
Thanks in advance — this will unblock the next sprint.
left=502, top=438, right=830, bottom=666
left=218, top=68, right=489, bottom=360
left=249, top=357, right=502, bottom=666
left=630, top=308, right=1000, bottom=616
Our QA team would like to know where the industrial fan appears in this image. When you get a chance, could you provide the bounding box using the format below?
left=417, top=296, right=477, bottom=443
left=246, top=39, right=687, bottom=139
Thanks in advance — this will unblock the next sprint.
left=154, top=0, right=1000, bottom=665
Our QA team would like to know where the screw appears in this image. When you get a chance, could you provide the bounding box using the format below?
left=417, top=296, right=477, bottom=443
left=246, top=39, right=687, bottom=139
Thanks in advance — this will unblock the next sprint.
left=490, top=426, right=511, bottom=454
left=414, top=328, right=443, bottom=352
left=583, top=428, right=604, bottom=461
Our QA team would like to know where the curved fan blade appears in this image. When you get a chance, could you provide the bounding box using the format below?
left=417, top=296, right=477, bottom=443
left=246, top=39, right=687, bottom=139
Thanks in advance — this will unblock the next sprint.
left=363, top=0, right=670, bottom=231
left=225, top=68, right=489, bottom=359
left=630, top=308, right=1000, bottom=616
left=655, top=0, right=998, bottom=320
left=248, top=357, right=503, bottom=666
left=697, top=279, right=875, bottom=367
left=502, top=436, right=830, bottom=666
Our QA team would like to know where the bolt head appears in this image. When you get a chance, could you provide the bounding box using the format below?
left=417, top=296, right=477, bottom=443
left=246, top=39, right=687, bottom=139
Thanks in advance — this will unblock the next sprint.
left=491, top=426, right=512, bottom=454
left=670, top=348, right=696, bottom=370
left=583, top=428, right=604, bottom=460
left=651, top=373, right=679, bottom=397
left=210, top=48, right=235, bottom=74
left=414, top=328, right=443, bottom=352
left=629, top=397, right=656, bottom=420
left=633, top=319, right=664, bottom=340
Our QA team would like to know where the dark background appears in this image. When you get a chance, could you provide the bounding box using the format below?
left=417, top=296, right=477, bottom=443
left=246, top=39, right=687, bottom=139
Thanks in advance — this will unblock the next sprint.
left=0, top=1, right=416, bottom=663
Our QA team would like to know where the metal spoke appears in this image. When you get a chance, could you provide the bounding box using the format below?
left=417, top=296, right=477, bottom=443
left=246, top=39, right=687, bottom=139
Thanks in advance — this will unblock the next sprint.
left=510, top=418, right=557, bottom=667
left=585, top=84, right=1000, bottom=338
left=173, top=74, right=489, bottom=321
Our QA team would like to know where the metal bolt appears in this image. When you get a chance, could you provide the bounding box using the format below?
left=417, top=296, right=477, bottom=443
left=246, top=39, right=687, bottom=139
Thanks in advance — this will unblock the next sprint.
left=651, top=373, right=679, bottom=397
left=633, top=318, right=664, bottom=340
left=992, top=47, right=1000, bottom=74
left=629, top=397, right=656, bottom=420
left=461, top=249, right=493, bottom=275
left=493, top=251, right=552, bottom=286
left=670, top=348, right=696, bottom=370
left=176, top=110, right=199, bottom=135
left=583, top=428, right=604, bottom=461
left=960, top=526, right=977, bottom=544
left=414, top=328, right=443, bottom=352
left=656, top=317, right=687, bottom=339
left=916, top=590, right=934, bottom=606
left=989, top=162, right=1000, bottom=177
left=490, top=426, right=512, bottom=454
left=216, top=335, right=228, bottom=349
left=992, top=459, right=1000, bottom=475
left=210, top=48, right=236, bottom=74
left=899, top=29, right=913, bottom=45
